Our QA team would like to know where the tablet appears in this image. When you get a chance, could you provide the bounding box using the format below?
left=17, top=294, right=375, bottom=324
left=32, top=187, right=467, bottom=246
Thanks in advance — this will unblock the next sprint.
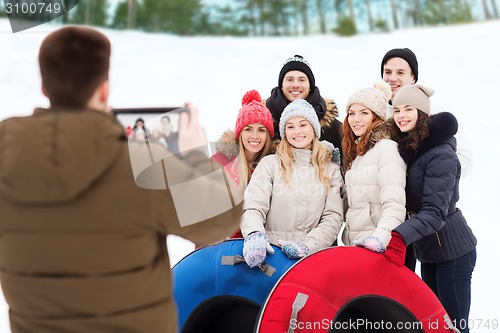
left=112, top=107, right=187, bottom=154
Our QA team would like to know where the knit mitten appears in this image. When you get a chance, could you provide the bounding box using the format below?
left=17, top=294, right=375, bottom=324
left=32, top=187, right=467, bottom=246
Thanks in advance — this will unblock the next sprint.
left=320, top=140, right=334, bottom=152
left=354, top=236, right=385, bottom=253
left=243, top=231, right=274, bottom=268
left=332, top=147, right=341, bottom=166
left=384, top=232, right=407, bottom=267
left=278, top=240, right=309, bottom=259
left=319, top=141, right=341, bottom=165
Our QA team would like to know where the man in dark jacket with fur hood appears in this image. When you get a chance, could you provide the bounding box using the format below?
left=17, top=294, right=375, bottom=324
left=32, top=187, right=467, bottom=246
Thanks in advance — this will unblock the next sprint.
left=0, top=26, right=242, bottom=333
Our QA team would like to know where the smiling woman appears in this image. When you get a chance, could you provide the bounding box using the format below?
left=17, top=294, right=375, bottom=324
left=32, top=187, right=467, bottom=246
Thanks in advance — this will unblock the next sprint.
left=341, top=82, right=406, bottom=252
left=209, top=90, right=274, bottom=239
left=240, top=98, right=345, bottom=268
left=211, top=90, right=274, bottom=188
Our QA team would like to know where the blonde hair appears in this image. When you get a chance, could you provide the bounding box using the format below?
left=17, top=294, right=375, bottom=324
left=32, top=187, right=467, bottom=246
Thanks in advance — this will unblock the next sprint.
left=231, top=131, right=272, bottom=188
left=276, top=138, right=332, bottom=192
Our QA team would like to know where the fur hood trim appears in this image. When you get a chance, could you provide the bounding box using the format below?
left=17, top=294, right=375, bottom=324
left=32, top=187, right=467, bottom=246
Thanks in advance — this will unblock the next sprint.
left=399, top=112, right=458, bottom=166
left=368, top=120, right=393, bottom=149
left=215, top=130, right=238, bottom=160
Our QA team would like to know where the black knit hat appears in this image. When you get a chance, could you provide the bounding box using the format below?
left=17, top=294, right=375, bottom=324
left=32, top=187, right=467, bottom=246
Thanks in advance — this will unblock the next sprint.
left=381, top=48, right=419, bottom=82
left=278, top=55, right=315, bottom=91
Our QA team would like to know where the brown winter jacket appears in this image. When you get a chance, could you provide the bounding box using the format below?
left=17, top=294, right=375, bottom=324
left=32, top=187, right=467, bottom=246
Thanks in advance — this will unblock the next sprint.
left=0, top=108, right=242, bottom=333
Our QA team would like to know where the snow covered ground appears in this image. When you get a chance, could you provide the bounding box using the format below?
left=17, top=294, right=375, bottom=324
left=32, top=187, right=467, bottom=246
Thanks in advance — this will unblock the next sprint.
left=1, top=18, right=500, bottom=332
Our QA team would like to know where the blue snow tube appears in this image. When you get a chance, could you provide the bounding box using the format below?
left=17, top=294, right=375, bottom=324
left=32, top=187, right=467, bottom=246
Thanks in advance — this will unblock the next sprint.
left=255, top=247, right=456, bottom=333
left=172, top=239, right=296, bottom=333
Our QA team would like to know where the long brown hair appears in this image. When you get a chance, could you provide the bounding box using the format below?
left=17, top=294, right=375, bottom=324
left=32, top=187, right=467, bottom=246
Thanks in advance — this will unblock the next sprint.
left=389, top=109, right=429, bottom=151
left=341, top=112, right=384, bottom=171
left=276, top=137, right=333, bottom=192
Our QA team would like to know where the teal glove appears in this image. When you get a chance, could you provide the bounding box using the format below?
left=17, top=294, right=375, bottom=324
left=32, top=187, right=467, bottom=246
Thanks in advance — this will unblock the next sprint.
left=243, top=231, right=274, bottom=268
left=278, top=240, right=309, bottom=259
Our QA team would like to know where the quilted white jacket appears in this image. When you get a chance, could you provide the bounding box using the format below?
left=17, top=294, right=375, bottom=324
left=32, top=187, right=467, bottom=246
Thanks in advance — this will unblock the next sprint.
left=342, top=125, right=406, bottom=247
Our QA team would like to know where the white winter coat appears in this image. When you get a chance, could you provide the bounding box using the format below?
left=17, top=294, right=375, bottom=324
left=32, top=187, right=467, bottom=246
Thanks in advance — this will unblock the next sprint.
left=240, top=149, right=344, bottom=253
left=342, top=124, right=407, bottom=247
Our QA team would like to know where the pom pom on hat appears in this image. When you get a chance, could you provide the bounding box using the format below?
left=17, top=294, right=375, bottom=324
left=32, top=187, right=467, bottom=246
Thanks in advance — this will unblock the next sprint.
left=346, top=82, right=392, bottom=120
left=375, top=81, right=392, bottom=100
left=234, top=90, right=274, bottom=139
left=242, top=90, right=261, bottom=106
left=392, top=84, right=435, bottom=116
left=279, top=99, right=321, bottom=139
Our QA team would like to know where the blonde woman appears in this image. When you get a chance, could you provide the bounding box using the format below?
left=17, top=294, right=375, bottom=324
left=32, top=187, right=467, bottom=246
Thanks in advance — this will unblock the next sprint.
left=240, top=99, right=344, bottom=268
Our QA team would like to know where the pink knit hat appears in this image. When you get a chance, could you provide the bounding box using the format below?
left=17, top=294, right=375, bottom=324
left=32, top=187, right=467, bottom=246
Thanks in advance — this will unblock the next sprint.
left=234, top=90, right=274, bottom=138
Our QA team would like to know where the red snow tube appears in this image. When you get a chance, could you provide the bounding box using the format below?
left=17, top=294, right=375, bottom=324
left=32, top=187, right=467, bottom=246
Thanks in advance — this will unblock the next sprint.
left=255, top=247, right=457, bottom=333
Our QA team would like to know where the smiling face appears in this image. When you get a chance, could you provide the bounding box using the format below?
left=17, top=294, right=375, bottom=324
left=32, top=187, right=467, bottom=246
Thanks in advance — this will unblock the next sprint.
left=393, top=104, right=418, bottom=132
left=347, top=103, right=375, bottom=137
left=382, top=57, right=416, bottom=100
left=161, top=117, right=172, bottom=135
left=281, top=70, right=311, bottom=102
left=284, top=116, right=315, bottom=150
left=240, top=123, right=268, bottom=158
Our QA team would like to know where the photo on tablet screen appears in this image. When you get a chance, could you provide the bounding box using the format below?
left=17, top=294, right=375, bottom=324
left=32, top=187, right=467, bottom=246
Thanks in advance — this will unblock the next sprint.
left=112, top=107, right=185, bottom=154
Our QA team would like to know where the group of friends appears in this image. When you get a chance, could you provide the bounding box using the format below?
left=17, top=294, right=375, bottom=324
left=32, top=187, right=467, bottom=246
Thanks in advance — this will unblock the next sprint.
left=0, top=25, right=477, bottom=333
left=212, top=50, right=477, bottom=333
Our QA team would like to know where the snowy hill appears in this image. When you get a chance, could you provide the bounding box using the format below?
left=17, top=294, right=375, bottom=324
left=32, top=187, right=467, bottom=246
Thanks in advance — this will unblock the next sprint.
left=1, top=18, right=500, bottom=332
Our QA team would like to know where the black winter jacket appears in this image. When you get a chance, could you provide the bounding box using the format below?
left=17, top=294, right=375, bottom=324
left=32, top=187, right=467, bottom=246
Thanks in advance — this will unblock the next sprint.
left=394, top=112, right=476, bottom=263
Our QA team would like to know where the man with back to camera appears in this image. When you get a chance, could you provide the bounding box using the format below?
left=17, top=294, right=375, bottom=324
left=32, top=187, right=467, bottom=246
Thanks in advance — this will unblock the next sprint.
left=0, top=26, right=242, bottom=333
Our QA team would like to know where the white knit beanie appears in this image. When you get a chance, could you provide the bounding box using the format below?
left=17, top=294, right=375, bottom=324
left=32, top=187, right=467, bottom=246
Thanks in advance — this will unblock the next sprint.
left=392, top=84, right=435, bottom=115
left=279, top=99, right=321, bottom=139
left=346, top=82, right=392, bottom=120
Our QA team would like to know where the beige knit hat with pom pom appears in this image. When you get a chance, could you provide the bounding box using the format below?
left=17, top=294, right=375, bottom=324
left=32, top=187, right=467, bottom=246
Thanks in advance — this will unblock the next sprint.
left=346, top=82, right=392, bottom=120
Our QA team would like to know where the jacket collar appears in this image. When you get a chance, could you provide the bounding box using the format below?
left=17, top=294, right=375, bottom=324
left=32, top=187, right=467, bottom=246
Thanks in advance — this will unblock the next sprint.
left=367, top=120, right=393, bottom=150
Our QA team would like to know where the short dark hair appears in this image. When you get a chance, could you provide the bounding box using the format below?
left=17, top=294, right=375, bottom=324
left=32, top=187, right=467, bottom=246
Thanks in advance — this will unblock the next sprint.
left=39, top=26, right=111, bottom=108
